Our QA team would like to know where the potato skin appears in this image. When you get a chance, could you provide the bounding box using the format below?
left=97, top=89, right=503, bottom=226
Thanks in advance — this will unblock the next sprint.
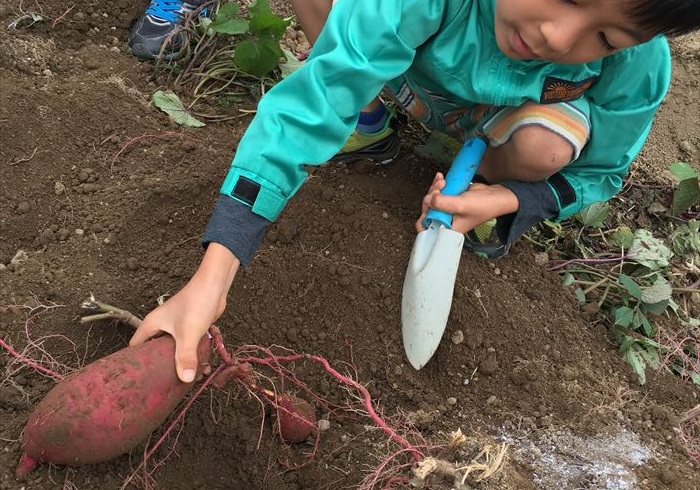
left=16, top=335, right=211, bottom=478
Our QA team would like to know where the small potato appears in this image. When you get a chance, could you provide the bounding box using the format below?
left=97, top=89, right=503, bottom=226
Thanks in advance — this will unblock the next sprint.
left=276, top=394, right=317, bottom=443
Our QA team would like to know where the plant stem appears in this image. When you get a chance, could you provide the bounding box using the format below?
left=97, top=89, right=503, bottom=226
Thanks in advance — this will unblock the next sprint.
left=583, top=276, right=610, bottom=295
left=80, top=298, right=142, bottom=329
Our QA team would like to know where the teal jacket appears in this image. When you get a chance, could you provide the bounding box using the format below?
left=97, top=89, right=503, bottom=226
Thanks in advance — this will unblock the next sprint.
left=215, top=0, right=671, bottom=243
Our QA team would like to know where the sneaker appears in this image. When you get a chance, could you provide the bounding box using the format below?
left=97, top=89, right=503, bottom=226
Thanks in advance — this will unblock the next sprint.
left=128, top=0, right=206, bottom=61
left=330, top=108, right=400, bottom=165
left=463, top=218, right=511, bottom=259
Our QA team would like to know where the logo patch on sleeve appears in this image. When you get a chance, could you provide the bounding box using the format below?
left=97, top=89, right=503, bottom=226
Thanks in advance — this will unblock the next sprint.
left=540, top=76, right=598, bottom=104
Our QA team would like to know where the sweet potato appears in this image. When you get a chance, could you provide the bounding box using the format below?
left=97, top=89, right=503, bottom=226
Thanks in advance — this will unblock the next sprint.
left=276, top=394, right=317, bottom=443
left=15, top=335, right=211, bottom=479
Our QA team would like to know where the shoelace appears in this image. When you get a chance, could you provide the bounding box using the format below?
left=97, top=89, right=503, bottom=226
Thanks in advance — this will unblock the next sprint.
left=146, top=0, right=198, bottom=23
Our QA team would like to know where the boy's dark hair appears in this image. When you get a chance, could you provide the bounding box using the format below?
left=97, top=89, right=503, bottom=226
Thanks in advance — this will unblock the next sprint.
left=630, top=0, right=700, bottom=37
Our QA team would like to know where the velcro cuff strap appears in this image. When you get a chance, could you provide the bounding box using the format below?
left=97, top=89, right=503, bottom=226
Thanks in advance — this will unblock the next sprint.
left=546, top=173, right=580, bottom=219
left=221, top=169, right=288, bottom=222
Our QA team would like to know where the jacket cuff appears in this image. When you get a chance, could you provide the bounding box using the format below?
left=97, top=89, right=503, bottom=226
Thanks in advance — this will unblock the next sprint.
left=496, top=180, right=559, bottom=244
left=202, top=195, right=269, bottom=267
left=221, top=168, right=303, bottom=222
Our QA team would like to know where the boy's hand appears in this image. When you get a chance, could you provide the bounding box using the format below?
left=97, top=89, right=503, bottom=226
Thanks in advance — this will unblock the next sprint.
left=416, top=172, right=519, bottom=233
left=129, top=243, right=240, bottom=383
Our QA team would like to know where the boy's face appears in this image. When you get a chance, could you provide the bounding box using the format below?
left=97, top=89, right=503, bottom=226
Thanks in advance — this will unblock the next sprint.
left=494, top=0, right=653, bottom=64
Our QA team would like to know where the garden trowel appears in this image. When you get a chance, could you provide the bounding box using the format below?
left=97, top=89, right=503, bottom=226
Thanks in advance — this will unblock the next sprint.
left=402, top=137, right=487, bottom=370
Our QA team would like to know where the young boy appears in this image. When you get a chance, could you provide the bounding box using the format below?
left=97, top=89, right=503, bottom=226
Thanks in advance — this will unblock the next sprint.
left=129, top=0, right=700, bottom=382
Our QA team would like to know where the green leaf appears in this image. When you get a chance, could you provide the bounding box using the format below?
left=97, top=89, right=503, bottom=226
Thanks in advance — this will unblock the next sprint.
left=622, top=344, right=647, bottom=385
left=633, top=309, right=654, bottom=337
left=196, top=17, right=214, bottom=35
left=574, top=287, right=586, bottom=304
left=619, top=336, right=636, bottom=353
left=542, top=219, right=563, bottom=234
left=249, top=10, right=291, bottom=39
left=151, top=90, right=205, bottom=127
left=610, top=226, right=634, bottom=249
left=670, top=364, right=700, bottom=385
left=672, top=177, right=700, bottom=216
left=279, top=48, right=304, bottom=78
left=575, top=202, right=609, bottom=228
left=217, top=2, right=240, bottom=18
left=628, top=229, right=672, bottom=270
left=210, top=3, right=249, bottom=35
left=671, top=220, right=700, bottom=259
left=614, top=306, right=634, bottom=327
left=637, top=343, right=660, bottom=369
left=561, top=272, right=575, bottom=286
left=681, top=315, right=700, bottom=328
left=669, top=161, right=699, bottom=181
left=641, top=275, right=672, bottom=305
left=233, top=37, right=283, bottom=78
left=643, top=300, right=669, bottom=316
left=618, top=274, right=643, bottom=300
left=249, top=0, right=271, bottom=15
left=216, top=94, right=242, bottom=108
left=211, top=17, right=249, bottom=35
left=620, top=341, right=659, bottom=386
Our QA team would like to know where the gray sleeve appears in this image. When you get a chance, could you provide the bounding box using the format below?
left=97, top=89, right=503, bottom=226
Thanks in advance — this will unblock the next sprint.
left=495, top=180, right=559, bottom=245
left=202, top=195, right=269, bottom=267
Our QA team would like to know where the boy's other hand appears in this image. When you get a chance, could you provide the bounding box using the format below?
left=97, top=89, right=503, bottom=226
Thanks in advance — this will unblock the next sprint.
left=416, top=172, right=519, bottom=234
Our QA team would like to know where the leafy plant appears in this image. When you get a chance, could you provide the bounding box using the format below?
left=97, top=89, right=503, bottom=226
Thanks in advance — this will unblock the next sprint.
left=541, top=195, right=700, bottom=385
left=209, top=0, right=291, bottom=78
left=614, top=273, right=672, bottom=337
left=627, top=229, right=673, bottom=270
left=279, top=48, right=305, bottom=78
left=154, top=0, right=296, bottom=119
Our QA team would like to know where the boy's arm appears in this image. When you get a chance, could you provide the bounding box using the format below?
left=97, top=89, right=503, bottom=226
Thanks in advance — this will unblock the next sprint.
left=220, top=0, right=453, bottom=222
left=128, top=197, right=265, bottom=383
left=547, top=37, right=672, bottom=221
left=129, top=0, right=454, bottom=379
left=488, top=37, right=672, bottom=245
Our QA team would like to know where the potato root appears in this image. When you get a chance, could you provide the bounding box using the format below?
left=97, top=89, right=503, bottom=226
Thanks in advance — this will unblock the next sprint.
left=15, top=335, right=211, bottom=479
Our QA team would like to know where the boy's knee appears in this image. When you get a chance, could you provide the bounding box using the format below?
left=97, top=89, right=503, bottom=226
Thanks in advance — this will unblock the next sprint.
left=508, top=125, right=574, bottom=180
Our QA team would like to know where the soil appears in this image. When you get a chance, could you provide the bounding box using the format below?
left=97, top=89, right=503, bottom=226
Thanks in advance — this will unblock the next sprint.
left=1, top=1, right=700, bottom=489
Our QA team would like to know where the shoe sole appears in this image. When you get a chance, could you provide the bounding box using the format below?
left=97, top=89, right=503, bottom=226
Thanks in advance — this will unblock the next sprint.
left=129, top=42, right=182, bottom=61
left=463, top=241, right=511, bottom=259
left=330, top=133, right=400, bottom=166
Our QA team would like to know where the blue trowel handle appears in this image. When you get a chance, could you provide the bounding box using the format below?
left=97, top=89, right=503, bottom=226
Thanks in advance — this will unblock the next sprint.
left=424, top=137, right=487, bottom=229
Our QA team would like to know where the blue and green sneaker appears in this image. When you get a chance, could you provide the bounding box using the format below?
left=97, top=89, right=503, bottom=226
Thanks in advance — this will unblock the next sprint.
left=463, top=218, right=511, bottom=259
left=128, top=0, right=207, bottom=61
left=330, top=108, right=400, bottom=165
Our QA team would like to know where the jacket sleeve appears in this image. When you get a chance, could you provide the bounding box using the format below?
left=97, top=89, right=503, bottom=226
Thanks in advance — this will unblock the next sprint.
left=219, top=0, right=451, bottom=222
left=548, top=37, right=672, bottom=220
